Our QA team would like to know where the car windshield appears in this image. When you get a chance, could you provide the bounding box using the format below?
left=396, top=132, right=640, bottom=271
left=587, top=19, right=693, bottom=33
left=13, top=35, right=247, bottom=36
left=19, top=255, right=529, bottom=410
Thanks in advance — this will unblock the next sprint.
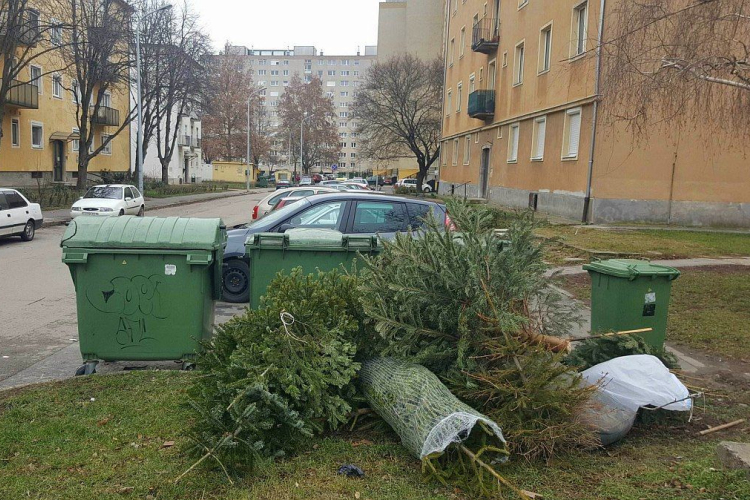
left=250, top=198, right=306, bottom=226
left=83, top=187, right=123, bottom=200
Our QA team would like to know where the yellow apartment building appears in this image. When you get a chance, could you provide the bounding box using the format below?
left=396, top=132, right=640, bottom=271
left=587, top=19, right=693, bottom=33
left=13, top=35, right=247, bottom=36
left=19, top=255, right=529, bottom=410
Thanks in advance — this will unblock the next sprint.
left=439, top=0, right=750, bottom=226
left=0, top=2, right=130, bottom=187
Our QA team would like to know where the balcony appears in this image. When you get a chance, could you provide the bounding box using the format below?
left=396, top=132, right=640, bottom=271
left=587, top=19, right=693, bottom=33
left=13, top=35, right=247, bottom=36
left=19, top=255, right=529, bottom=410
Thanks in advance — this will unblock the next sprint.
left=472, top=17, right=499, bottom=54
left=0, top=10, right=40, bottom=46
left=91, top=106, right=120, bottom=126
left=6, top=80, right=39, bottom=109
left=191, top=136, right=201, bottom=149
left=467, top=90, right=495, bottom=120
left=179, top=134, right=192, bottom=147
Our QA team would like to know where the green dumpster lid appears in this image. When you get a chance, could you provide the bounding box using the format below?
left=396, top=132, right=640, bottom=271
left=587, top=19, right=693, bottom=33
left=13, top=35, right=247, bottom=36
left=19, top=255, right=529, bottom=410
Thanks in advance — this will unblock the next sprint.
left=583, top=259, right=681, bottom=280
left=246, top=229, right=378, bottom=251
left=61, top=216, right=226, bottom=251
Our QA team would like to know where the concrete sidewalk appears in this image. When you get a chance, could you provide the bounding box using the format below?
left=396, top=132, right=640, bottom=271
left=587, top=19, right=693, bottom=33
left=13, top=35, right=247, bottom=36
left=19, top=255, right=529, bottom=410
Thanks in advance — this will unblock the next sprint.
left=43, top=189, right=267, bottom=226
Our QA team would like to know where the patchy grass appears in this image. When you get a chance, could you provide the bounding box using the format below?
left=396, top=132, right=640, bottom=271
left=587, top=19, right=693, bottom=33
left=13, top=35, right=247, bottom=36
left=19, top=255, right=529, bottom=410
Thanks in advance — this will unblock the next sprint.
left=559, top=266, right=750, bottom=361
left=1, top=371, right=749, bottom=499
left=538, top=226, right=750, bottom=262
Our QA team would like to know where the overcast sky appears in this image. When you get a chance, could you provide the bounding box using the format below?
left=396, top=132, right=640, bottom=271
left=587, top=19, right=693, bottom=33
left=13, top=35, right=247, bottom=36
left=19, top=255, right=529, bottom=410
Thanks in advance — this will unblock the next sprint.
left=188, top=0, right=382, bottom=55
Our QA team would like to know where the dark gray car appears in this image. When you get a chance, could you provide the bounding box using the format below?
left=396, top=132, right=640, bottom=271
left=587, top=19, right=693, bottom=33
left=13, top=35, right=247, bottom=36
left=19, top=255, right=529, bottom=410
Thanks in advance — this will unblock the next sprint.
left=221, top=192, right=447, bottom=302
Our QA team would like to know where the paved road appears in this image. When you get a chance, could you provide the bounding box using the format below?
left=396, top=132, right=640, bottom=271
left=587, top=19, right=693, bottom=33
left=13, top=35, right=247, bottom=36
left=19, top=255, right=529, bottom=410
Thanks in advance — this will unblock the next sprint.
left=0, top=191, right=268, bottom=387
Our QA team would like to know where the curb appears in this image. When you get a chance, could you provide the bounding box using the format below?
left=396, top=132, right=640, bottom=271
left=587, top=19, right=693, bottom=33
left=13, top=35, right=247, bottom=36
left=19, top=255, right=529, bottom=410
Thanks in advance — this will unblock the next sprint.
left=41, top=190, right=265, bottom=229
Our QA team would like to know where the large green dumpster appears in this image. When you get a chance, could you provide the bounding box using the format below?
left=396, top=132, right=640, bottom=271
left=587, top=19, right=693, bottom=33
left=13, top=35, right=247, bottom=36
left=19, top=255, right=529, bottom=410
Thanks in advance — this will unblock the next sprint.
left=61, top=216, right=226, bottom=374
left=245, top=229, right=378, bottom=307
left=583, top=259, right=681, bottom=348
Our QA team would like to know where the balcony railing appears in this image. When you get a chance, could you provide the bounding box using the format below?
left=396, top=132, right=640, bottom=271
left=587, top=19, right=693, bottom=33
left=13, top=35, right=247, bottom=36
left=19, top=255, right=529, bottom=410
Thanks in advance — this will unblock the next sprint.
left=468, top=90, right=495, bottom=120
left=0, top=10, right=40, bottom=46
left=191, top=136, right=201, bottom=149
left=472, top=17, right=499, bottom=54
left=6, top=80, right=39, bottom=109
left=179, top=134, right=192, bottom=147
left=91, top=106, right=120, bottom=126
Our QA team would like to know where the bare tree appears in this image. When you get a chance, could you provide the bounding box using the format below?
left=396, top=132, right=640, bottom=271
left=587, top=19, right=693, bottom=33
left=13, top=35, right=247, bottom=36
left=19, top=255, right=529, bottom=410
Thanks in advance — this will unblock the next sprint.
left=0, top=0, right=65, bottom=146
left=201, top=48, right=253, bottom=162
left=59, top=0, right=136, bottom=188
left=248, top=90, right=270, bottom=169
left=149, top=3, right=210, bottom=183
left=278, top=75, right=340, bottom=175
left=601, top=0, right=750, bottom=138
left=353, top=54, right=443, bottom=191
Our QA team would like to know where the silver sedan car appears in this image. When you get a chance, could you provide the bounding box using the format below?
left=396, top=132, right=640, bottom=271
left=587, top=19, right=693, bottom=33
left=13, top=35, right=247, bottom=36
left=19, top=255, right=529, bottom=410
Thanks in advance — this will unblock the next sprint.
left=251, top=186, right=338, bottom=220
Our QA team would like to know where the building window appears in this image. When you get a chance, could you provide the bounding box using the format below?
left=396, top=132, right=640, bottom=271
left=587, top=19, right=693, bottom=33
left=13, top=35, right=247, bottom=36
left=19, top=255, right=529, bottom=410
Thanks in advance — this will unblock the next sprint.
left=572, top=1, right=588, bottom=58
left=502, top=51, right=508, bottom=67
left=460, top=27, right=466, bottom=58
left=271, top=81, right=279, bottom=86
left=539, top=24, right=552, bottom=73
left=513, top=41, right=525, bottom=85
left=340, top=112, right=348, bottom=118
left=563, top=107, right=582, bottom=158
left=31, top=122, right=43, bottom=149
left=328, top=70, right=335, bottom=76
left=508, top=123, right=519, bottom=162
left=446, top=89, right=452, bottom=115
left=327, top=81, right=336, bottom=87
left=469, top=73, right=475, bottom=93
left=341, top=80, right=349, bottom=87
left=340, top=70, right=349, bottom=76
left=441, top=144, right=448, bottom=166
left=452, top=138, right=459, bottom=165
left=488, top=59, right=497, bottom=89
left=340, top=91, right=349, bottom=97
left=72, top=128, right=80, bottom=152
left=257, top=70, right=266, bottom=75
left=101, top=134, right=112, bottom=155
left=350, top=152, right=356, bottom=158
left=456, top=83, right=462, bottom=112
left=450, top=38, right=455, bottom=66
left=463, top=135, right=471, bottom=165
left=50, top=20, right=62, bottom=45
left=102, top=92, right=111, bottom=108
left=30, top=65, right=42, bottom=94
left=531, top=116, right=547, bottom=160
left=11, top=118, right=20, bottom=147
left=52, top=74, right=63, bottom=98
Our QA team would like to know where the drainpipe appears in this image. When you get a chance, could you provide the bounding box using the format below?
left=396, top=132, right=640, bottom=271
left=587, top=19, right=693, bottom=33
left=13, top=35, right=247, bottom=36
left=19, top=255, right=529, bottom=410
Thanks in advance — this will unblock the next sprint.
left=437, top=0, right=452, bottom=192
left=583, top=0, right=606, bottom=223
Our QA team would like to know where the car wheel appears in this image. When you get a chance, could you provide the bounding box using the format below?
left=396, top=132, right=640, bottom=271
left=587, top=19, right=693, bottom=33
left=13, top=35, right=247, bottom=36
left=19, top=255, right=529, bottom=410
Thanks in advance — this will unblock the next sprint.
left=20, top=220, right=35, bottom=241
left=423, top=186, right=432, bottom=193
left=118, top=209, right=125, bottom=216
left=137, top=206, right=145, bottom=217
left=222, top=259, right=250, bottom=303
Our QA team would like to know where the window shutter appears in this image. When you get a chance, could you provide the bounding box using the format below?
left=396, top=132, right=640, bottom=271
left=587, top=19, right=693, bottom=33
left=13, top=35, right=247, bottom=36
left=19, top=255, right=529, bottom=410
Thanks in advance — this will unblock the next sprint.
left=511, top=126, right=519, bottom=160
left=535, top=119, right=546, bottom=158
left=568, top=111, right=581, bottom=156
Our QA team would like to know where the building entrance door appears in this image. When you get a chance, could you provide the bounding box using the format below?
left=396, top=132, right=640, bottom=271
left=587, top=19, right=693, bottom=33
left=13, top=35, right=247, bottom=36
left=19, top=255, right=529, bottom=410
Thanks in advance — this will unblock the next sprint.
left=479, top=147, right=490, bottom=198
left=52, top=140, right=65, bottom=182
left=184, top=157, right=190, bottom=183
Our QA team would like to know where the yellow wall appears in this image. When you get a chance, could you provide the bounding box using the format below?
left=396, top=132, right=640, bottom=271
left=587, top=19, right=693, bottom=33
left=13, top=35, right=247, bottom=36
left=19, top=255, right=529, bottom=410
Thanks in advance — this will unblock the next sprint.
left=211, top=161, right=256, bottom=183
left=0, top=2, right=131, bottom=185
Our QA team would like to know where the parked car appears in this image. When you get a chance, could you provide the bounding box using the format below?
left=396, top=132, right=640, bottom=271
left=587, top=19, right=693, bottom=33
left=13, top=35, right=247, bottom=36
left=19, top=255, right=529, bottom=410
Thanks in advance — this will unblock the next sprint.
left=299, top=176, right=313, bottom=186
left=348, top=178, right=368, bottom=189
left=70, top=184, right=145, bottom=218
left=320, top=180, right=340, bottom=186
left=336, top=183, right=372, bottom=192
left=396, top=178, right=431, bottom=193
left=275, top=179, right=292, bottom=190
left=312, top=174, right=323, bottom=183
left=383, top=177, right=393, bottom=185
left=0, top=189, right=43, bottom=241
left=252, top=186, right=339, bottom=220
left=221, top=193, right=448, bottom=302
left=367, top=175, right=384, bottom=188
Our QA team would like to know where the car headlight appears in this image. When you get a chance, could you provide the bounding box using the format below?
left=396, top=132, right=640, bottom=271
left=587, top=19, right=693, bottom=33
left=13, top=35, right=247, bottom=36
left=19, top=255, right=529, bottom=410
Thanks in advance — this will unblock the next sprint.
left=99, top=207, right=114, bottom=212
left=72, top=206, right=82, bottom=211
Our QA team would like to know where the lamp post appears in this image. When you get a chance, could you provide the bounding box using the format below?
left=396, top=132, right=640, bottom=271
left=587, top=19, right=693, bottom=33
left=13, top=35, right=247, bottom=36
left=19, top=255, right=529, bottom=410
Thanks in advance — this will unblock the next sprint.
left=298, top=112, right=312, bottom=182
left=135, top=3, right=172, bottom=194
left=246, top=86, right=266, bottom=191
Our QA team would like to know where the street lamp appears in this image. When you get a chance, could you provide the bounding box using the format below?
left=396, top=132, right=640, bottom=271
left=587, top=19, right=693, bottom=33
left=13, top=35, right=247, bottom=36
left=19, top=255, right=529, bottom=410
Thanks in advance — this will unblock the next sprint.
left=135, top=3, right=173, bottom=194
left=299, top=112, right=313, bottom=182
left=246, top=85, right=266, bottom=191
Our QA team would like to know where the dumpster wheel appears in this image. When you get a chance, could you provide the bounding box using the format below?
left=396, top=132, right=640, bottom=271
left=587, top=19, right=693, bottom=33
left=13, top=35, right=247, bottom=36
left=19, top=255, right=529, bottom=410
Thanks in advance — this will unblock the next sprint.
left=75, top=362, right=98, bottom=376
left=181, top=361, right=196, bottom=371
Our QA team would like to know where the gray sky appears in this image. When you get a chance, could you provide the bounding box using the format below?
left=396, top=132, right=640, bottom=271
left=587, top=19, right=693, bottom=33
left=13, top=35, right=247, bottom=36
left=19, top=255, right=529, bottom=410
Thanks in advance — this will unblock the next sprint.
left=188, top=0, right=382, bottom=55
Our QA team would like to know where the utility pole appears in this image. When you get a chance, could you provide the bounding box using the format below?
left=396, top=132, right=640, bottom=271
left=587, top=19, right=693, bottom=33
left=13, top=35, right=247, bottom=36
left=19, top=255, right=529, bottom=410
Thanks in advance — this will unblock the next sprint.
left=246, top=96, right=251, bottom=191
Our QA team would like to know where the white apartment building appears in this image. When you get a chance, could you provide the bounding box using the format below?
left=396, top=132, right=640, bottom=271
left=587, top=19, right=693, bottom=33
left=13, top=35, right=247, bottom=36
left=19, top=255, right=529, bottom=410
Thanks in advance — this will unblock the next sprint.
left=225, top=45, right=377, bottom=176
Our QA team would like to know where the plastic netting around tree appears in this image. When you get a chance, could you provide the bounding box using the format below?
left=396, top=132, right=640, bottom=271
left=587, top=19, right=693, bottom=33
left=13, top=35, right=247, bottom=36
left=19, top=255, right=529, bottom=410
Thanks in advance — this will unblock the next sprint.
left=359, top=358, right=505, bottom=459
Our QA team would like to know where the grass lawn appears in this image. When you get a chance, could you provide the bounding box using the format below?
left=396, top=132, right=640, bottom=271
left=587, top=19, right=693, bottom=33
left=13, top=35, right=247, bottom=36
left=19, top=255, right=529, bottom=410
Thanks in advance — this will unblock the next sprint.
left=1, top=371, right=749, bottom=500
left=558, top=266, right=750, bottom=361
left=538, top=226, right=750, bottom=262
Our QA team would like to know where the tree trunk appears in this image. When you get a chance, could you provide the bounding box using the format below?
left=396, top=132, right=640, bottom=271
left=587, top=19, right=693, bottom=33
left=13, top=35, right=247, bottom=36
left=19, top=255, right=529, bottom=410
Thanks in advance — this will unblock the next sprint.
left=161, top=159, right=170, bottom=184
left=76, top=160, right=88, bottom=190
left=416, top=161, right=427, bottom=193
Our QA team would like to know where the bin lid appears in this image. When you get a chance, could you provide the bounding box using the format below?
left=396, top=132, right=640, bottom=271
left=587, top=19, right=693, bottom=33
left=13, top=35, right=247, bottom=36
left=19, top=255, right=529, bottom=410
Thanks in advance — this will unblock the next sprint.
left=246, top=229, right=378, bottom=251
left=61, top=216, right=226, bottom=251
left=583, top=259, right=681, bottom=280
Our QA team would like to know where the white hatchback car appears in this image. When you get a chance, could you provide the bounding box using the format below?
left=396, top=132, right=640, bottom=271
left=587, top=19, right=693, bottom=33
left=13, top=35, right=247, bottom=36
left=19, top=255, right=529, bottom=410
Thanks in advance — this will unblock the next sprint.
left=71, top=184, right=145, bottom=218
left=0, top=189, right=44, bottom=241
left=252, top=186, right=338, bottom=220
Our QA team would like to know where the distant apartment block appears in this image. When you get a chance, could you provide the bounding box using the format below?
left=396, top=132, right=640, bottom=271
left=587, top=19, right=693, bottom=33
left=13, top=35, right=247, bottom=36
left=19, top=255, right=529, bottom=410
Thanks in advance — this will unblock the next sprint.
left=439, top=0, right=750, bottom=226
left=223, top=45, right=377, bottom=176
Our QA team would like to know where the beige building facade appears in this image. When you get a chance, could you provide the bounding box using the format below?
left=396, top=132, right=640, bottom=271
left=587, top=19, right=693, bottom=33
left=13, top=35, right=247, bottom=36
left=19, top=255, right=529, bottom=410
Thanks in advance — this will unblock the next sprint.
left=0, top=3, right=131, bottom=187
left=224, top=45, right=377, bottom=177
left=439, top=0, right=750, bottom=226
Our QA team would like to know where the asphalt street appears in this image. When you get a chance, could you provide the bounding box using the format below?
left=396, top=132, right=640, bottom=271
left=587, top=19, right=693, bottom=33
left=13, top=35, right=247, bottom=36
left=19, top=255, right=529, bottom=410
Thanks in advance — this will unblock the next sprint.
left=0, top=191, right=269, bottom=388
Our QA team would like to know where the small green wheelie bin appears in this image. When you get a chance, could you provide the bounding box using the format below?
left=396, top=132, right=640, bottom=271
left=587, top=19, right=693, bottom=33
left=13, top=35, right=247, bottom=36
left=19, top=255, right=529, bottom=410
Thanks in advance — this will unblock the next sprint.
left=245, top=229, right=379, bottom=308
left=61, top=216, right=226, bottom=375
left=583, top=259, right=681, bottom=349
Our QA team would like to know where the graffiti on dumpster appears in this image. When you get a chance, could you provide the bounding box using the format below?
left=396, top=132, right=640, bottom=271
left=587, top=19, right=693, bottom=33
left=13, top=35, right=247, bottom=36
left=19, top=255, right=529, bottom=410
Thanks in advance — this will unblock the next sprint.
left=86, top=275, right=168, bottom=348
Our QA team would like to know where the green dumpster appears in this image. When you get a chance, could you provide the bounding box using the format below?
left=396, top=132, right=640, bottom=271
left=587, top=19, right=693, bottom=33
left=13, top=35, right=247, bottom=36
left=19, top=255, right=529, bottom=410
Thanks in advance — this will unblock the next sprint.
left=583, top=259, right=681, bottom=348
left=245, top=229, right=378, bottom=308
left=61, top=216, right=226, bottom=375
